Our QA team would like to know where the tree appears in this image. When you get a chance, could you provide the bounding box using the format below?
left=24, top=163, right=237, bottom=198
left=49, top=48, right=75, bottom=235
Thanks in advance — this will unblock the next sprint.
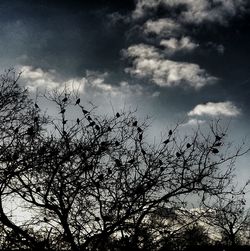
left=0, top=70, right=248, bottom=250
left=203, top=194, right=250, bottom=247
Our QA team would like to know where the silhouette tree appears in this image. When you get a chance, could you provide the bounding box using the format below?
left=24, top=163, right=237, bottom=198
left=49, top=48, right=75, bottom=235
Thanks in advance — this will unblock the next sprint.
left=203, top=194, right=250, bottom=247
left=0, top=71, right=248, bottom=250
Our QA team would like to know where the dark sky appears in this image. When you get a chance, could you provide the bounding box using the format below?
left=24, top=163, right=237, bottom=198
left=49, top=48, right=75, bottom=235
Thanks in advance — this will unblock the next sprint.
left=0, top=0, right=250, bottom=196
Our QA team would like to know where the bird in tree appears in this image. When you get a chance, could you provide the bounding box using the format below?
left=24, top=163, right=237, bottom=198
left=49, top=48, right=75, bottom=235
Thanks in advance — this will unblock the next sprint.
left=62, top=96, right=68, bottom=102
left=215, top=135, right=222, bottom=141
left=116, top=112, right=120, bottom=118
left=176, top=152, right=181, bottom=158
left=82, top=108, right=89, bottom=115
left=94, top=217, right=100, bottom=222
left=88, top=121, right=96, bottom=127
left=137, top=127, right=143, bottom=133
left=75, top=98, right=80, bottom=105
left=163, top=139, right=170, bottom=144
left=215, top=142, right=222, bottom=147
left=77, top=118, right=80, bottom=124
left=168, top=129, right=173, bottom=136
left=63, top=120, right=67, bottom=125
left=212, top=148, right=219, bottom=154
left=186, top=143, right=191, bottom=148
left=139, top=133, right=143, bottom=141
left=35, top=103, right=39, bottom=109
left=132, top=121, right=138, bottom=127
left=60, top=108, right=66, bottom=114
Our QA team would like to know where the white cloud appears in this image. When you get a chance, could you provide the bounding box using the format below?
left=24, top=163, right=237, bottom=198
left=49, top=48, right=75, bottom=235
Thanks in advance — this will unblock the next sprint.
left=144, top=18, right=182, bottom=37
left=133, top=0, right=247, bottom=24
left=19, top=65, right=85, bottom=93
left=19, top=66, right=156, bottom=98
left=160, top=37, right=198, bottom=54
left=181, top=118, right=206, bottom=127
left=123, top=44, right=217, bottom=89
left=188, top=101, right=241, bottom=117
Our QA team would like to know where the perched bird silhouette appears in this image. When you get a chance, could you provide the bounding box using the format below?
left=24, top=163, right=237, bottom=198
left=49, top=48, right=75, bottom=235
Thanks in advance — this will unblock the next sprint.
left=215, top=142, right=222, bottom=147
left=63, top=120, right=67, bottom=125
left=82, top=109, right=89, bottom=114
left=62, top=97, right=68, bottom=102
left=132, top=121, right=138, bottom=127
left=94, top=216, right=100, bottom=222
left=35, top=103, right=39, bottom=109
left=163, top=139, right=170, bottom=144
left=139, top=133, right=143, bottom=141
left=186, top=143, right=191, bottom=148
left=176, top=152, right=181, bottom=158
left=168, top=130, right=173, bottom=136
left=60, top=108, right=66, bottom=114
left=215, top=135, right=222, bottom=141
left=107, top=126, right=112, bottom=131
left=75, top=98, right=80, bottom=105
left=137, top=127, right=143, bottom=133
left=77, top=118, right=80, bottom=124
left=88, top=121, right=96, bottom=127
left=116, top=112, right=120, bottom=118
left=212, top=148, right=219, bottom=154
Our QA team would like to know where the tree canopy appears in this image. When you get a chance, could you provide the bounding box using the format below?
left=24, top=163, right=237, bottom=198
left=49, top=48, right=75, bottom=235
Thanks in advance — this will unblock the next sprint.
left=0, top=70, right=249, bottom=251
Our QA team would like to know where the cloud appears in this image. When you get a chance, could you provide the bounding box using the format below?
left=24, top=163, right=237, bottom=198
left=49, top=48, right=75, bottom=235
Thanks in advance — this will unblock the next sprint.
left=144, top=18, right=182, bottom=37
left=123, top=44, right=217, bottom=89
left=181, top=118, right=206, bottom=127
left=188, top=101, right=241, bottom=117
left=19, top=66, right=157, bottom=98
left=132, top=0, right=248, bottom=24
left=19, top=66, right=85, bottom=93
left=160, top=37, right=198, bottom=55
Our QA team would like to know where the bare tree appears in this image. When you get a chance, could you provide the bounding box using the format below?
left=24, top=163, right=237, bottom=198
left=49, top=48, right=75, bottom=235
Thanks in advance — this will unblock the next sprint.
left=0, top=73, right=248, bottom=250
left=203, top=194, right=250, bottom=246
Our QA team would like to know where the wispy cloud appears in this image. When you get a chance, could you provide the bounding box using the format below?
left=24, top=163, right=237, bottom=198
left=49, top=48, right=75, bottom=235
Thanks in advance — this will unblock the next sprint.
left=188, top=101, right=241, bottom=117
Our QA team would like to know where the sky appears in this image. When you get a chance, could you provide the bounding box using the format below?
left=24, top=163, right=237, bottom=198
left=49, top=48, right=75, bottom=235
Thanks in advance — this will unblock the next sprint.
left=0, top=0, right=250, bottom=199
